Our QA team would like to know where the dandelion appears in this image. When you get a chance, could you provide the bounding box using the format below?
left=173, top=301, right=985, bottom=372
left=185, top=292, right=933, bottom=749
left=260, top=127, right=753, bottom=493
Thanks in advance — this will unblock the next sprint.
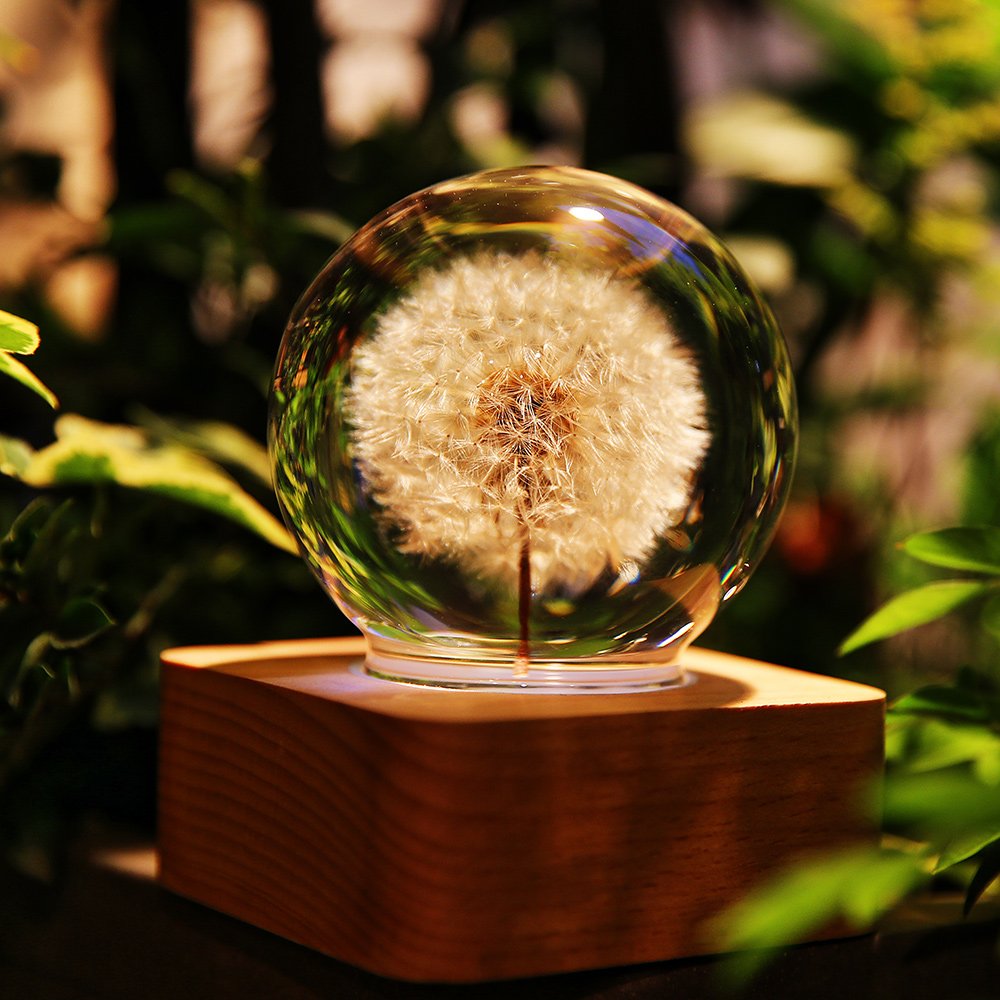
left=347, top=251, right=710, bottom=660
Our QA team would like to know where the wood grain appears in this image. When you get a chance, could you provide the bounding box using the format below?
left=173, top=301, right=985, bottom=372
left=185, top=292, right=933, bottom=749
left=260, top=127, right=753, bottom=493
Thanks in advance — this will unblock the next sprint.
left=158, top=638, right=885, bottom=983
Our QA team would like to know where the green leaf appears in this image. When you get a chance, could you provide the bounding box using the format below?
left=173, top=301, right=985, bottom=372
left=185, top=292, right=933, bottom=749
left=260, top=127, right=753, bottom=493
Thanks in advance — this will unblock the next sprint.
left=0, top=351, right=58, bottom=408
left=0, top=434, right=35, bottom=478
left=982, top=593, right=1000, bottom=640
left=713, top=846, right=927, bottom=984
left=885, top=715, right=918, bottom=762
left=935, top=826, right=1000, bottom=873
left=839, top=580, right=993, bottom=655
left=288, top=209, right=355, bottom=244
left=20, top=499, right=78, bottom=585
left=0, top=497, right=56, bottom=562
left=891, top=684, right=1000, bottom=723
left=976, top=750, right=1000, bottom=786
left=16, top=415, right=295, bottom=553
left=839, top=850, right=928, bottom=926
left=897, top=718, right=1000, bottom=775
left=133, top=410, right=271, bottom=483
left=52, top=597, right=114, bottom=649
left=0, top=310, right=39, bottom=354
left=964, top=841, right=1000, bottom=915
left=883, top=772, right=1000, bottom=834
left=715, top=850, right=863, bottom=980
left=166, top=170, right=238, bottom=231
left=903, top=527, right=1000, bottom=575
left=782, top=0, right=899, bottom=81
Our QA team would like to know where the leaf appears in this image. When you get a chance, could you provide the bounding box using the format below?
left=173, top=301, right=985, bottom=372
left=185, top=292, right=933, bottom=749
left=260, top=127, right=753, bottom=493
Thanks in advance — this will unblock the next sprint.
left=20, top=499, right=79, bottom=585
left=839, top=850, right=928, bottom=926
left=0, top=310, right=39, bottom=354
left=16, top=415, right=294, bottom=553
left=713, top=846, right=927, bottom=984
left=714, top=850, right=863, bottom=981
left=0, top=497, right=56, bottom=562
left=166, top=170, right=238, bottom=231
left=781, top=0, right=899, bottom=81
left=288, top=209, right=355, bottom=244
left=897, top=718, right=1000, bottom=775
left=839, top=580, right=993, bottom=655
left=52, top=597, right=114, bottom=649
left=884, top=715, right=918, bottom=763
left=133, top=410, right=271, bottom=483
left=903, top=527, right=1000, bottom=576
left=883, top=772, right=1000, bottom=834
left=964, top=840, right=1000, bottom=915
left=891, top=684, right=1000, bottom=723
left=0, top=435, right=35, bottom=478
left=982, top=593, right=1000, bottom=641
left=0, top=352, right=58, bottom=408
left=686, top=92, right=856, bottom=188
left=935, top=826, right=1000, bottom=873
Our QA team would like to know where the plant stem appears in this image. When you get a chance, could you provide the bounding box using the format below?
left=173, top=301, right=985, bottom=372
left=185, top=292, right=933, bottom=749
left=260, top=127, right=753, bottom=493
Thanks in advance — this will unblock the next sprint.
left=516, top=524, right=531, bottom=677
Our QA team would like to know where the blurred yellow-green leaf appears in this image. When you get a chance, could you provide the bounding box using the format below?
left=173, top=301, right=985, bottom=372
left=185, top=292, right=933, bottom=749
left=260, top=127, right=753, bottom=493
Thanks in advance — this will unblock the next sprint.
left=0, top=435, right=34, bottom=478
left=0, top=352, right=58, bottom=409
left=133, top=410, right=271, bottom=484
left=884, top=772, right=1000, bottom=835
left=8, top=415, right=294, bottom=553
left=890, top=682, right=1000, bottom=723
left=935, top=826, right=1000, bottom=874
left=0, top=310, right=40, bottom=355
left=713, top=846, right=927, bottom=983
left=685, top=92, right=856, bottom=188
left=0, top=309, right=56, bottom=408
left=903, top=527, right=1000, bottom=576
left=839, top=580, right=994, bottom=655
left=981, top=593, right=1000, bottom=640
left=895, top=717, right=1000, bottom=776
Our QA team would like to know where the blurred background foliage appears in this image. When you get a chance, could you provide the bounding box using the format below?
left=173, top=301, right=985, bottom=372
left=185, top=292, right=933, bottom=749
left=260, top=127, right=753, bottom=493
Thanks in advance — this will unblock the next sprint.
left=0, top=0, right=999, bottom=951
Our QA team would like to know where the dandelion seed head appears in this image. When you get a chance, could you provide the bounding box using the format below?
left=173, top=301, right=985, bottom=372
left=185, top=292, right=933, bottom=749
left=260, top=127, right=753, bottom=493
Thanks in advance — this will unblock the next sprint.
left=347, top=251, right=711, bottom=594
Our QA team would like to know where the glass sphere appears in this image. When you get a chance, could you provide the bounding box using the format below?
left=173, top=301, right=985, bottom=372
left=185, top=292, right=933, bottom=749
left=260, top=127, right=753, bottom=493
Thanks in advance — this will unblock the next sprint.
left=269, top=166, right=796, bottom=689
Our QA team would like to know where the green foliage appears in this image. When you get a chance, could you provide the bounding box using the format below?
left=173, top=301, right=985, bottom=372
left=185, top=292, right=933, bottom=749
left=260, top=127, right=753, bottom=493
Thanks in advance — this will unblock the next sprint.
left=840, top=528, right=1000, bottom=654
left=2, top=415, right=294, bottom=554
left=134, top=410, right=271, bottom=483
left=0, top=310, right=41, bottom=354
left=0, top=300, right=314, bottom=875
left=839, top=579, right=995, bottom=654
left=0, top=500, right=116, bottom=788
left=107, top=163, right=351, bottom=337
left=903, top=528, right=1000, bottom=576
left=0, top=310, right=56, bottom=409
left=714, top=846, right=928, bottom=983
left=719, top=527, right=1000, bottom=978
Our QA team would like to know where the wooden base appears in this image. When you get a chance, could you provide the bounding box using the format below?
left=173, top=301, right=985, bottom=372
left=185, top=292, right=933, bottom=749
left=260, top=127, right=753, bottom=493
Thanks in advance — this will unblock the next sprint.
left=158, top=638, right=885, bottom=983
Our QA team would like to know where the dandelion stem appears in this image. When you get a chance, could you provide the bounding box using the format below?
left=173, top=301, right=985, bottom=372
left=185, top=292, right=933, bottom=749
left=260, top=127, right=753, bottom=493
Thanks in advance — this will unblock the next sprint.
left=516, top=524, right=531, bottom=676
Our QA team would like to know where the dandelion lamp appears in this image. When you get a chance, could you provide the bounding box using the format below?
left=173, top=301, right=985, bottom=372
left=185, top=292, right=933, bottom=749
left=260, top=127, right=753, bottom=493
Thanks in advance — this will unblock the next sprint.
left=269, top=166, right=794, bottom=689
left=158, top=168, right=886, bottom=982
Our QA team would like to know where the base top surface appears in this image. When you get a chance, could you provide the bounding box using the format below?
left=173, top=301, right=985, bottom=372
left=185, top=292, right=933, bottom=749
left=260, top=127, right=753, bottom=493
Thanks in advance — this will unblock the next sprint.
left=161, top=636, right=884, bottom=723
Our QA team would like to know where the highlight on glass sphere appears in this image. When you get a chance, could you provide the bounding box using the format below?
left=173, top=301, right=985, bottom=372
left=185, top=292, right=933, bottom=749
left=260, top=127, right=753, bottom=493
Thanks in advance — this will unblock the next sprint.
left=268, top=165, right=796, bottom=690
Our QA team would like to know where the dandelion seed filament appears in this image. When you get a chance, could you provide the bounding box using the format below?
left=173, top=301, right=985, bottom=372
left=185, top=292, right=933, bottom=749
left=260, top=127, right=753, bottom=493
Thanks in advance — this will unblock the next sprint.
left=347, top=250, right=711, bottom=609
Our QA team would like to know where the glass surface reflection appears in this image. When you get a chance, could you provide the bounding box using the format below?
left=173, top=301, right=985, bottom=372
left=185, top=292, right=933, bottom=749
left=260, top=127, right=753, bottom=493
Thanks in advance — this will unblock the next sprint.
left=269, top=166, right=796, bottom=689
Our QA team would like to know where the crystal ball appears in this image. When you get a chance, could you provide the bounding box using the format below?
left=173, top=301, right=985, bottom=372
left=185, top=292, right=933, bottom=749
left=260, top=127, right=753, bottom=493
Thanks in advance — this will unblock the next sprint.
left=269, top=166, right=796, bottom=689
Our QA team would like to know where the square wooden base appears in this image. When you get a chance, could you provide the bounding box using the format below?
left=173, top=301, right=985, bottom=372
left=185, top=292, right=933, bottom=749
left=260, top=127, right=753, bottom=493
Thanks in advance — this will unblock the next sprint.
left=158, top=638, right=884, bottom=983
